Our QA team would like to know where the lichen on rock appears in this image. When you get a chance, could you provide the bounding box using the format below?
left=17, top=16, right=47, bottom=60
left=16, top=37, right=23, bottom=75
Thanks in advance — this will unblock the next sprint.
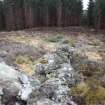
left=27, top=43, right=79, bottom=105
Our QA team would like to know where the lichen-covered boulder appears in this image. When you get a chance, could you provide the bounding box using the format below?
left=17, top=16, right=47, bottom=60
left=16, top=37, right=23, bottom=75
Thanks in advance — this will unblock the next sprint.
left=0, top=62, right=21, bottom=92
left=0, top=62, right=40, bottom=105
left=30, top=43, right=78, bottom=105
left=35, top=98, right=57, bottom=105
left=39, top=78, right=70, bottom=103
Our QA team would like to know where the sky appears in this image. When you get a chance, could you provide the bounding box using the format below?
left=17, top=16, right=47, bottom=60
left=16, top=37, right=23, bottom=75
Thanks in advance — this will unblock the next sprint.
left=83, top=0, right=89, bottom=10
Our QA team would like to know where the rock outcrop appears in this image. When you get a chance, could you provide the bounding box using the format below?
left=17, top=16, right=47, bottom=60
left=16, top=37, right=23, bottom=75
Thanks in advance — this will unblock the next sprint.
left=27, top=43, right=78, bottom=105
left=0, top=62, right=40, bottom=105
left=0, top=43, right=79, bottom=105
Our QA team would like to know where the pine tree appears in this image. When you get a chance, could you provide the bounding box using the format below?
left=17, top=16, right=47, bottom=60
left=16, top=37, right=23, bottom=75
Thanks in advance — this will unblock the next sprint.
left=4, top=0, right=24, bottom=30
left=0, top=1, right=5, bottom=30
left=95, top=0, right=105, bottom=29
left=87, top=0, right=95, bottom=27
left=0, top=0, right=84, bottom=30
left=24, top=0, right=35, bottom=28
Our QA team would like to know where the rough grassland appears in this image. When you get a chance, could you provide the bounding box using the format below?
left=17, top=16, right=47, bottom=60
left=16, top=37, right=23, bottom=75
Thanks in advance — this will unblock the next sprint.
left=0, top=27, right=105, bottom=104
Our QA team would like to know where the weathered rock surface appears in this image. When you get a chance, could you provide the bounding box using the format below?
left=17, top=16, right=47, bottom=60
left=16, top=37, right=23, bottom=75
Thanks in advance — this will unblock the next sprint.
left=0, top=43, right=80, bottom=105
left=0, top=62, right=21, bottom=92
left=0, top=62, right=40, bottom=105
left=27, top=43, right=78, bottom=105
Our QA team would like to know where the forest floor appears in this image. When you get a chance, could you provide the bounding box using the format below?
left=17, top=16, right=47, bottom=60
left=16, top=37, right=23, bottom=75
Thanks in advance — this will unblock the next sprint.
left=0, top=27, right=105, bottom=75
left=0, top=27, right=105, bottom=104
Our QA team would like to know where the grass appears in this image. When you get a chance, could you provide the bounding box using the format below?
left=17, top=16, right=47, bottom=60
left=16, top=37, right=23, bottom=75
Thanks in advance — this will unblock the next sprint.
left=44, top=34, right=64, bottom=43
left=69, top=39, right=76, bottom=47
left=15, top=55, right=36, bottom=75
left=72, top=52, right=105, bottom=77
left=71, top=80, right=105, bottom=105
left=71, top=51, right=105, bottom=105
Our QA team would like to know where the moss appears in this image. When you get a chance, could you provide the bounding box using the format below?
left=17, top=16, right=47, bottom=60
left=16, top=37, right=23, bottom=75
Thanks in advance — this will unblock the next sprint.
left=15, top=55, right=32, bottom=64
left=44, top=34, right=64, bottom=43
left=71, top=82, right=89, bottom=96
left=39, top=59, right=48, bottom=64
left=16, top=56, right=27, bottom=64
left=85, top=86, right=105, bottom=105
left=69, top=40, right=75, bottom=47
left=71, top=81, right=105, bottom=105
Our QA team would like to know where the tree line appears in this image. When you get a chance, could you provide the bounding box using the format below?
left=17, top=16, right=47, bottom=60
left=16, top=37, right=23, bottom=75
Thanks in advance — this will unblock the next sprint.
left=0, top=0, right=83, bottom=30
left=0, top=0, right=104, bottom=31
left=87, top=0, right=105, bottom=29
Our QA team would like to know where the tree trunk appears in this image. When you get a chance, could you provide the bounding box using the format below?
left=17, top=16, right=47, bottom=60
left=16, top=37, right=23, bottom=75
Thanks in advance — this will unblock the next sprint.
left=45, top=7, right=49, bottom=26
left=4, top=0, right=16, bottom=30
left=57, top=0, right=62, bottom=27
left=4, top=0, right=24, bottom=30
left=96, top=15, right=101, bottom=30
left=24, top=2, right=34, bottom=28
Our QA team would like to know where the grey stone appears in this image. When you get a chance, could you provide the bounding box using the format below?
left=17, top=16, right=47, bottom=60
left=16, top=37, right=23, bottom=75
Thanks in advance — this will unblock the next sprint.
left=35, top=64, right=45, bottom=75
left=44, top=54, right=61, bottom=71
left=39, top=78, right=70, bottom=103
left=0, top=62, right=36, bottom=104
left=0, top=62, right=21, bottom=91
left=29, top=43, right=79, bottom=105
left=28, top=98, right=58, bottom=105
